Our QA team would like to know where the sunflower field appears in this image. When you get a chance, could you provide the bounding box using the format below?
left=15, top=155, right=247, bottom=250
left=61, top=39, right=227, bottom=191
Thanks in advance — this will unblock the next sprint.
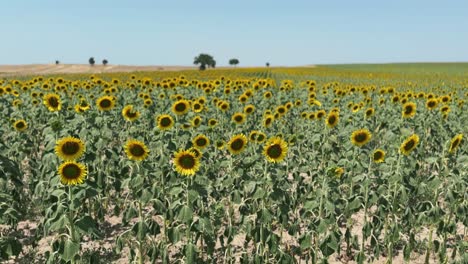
left=0, top=65, right=467, bottom=263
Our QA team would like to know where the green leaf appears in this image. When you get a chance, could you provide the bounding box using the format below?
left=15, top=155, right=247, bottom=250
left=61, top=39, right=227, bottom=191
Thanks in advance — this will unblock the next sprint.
left=185, top=243, right=197, bottom=264
left=299, top=233, right=312, bottom=249
left=0, top=237, right=22, bottom=259
left=177, top=205, right=193, bottom=224
left=75, top=216, right=99, bottom=237
left=62, top=239, right=80, bottom=261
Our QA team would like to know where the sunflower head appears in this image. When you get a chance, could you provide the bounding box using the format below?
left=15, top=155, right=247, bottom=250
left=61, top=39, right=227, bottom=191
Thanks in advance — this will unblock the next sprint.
left=156, top=114, right=174, bottom=130
left=216, top=140, right=225, bottom=150
left=173, top=149, right=200, bottom=176
left=232, top=112, right=246, bottom=124
left=208, top=118, right=218, bottom=127
left=365, top=108, right=375, bottom=118
left=122, top=105, right=140, bottom=122
left=55, top=137, right=86, bottom=161
left=426, top=98, right=438, bottom=110
left=373, top=149, right=385, bottom=163
left=448, top=134, right=463, bottom=154
left=244, top=104, right=255, bottom=115
left=325, top=112, right=339, bottom=128
left=263, top=115, right=274, bottom=128
left=227, top=134, right=248, bottom=155
left=96, top=95, right=116, bottom=111
left=350, top=129, right=372, bottom=147
left=58, top=161, right=87, bottom=185
left=191, top=116, right=202, bottom=127
left=172, top=99, right=190, bottom=115
left=402, top=102, right=417, bottom=118
left=263, top=137, right=288, bottom=163
left=400, top=134, right=420, bottom=156
left=13, top=119, right=28, bottom=132
left=192, top=134, right=210, bottom=149
left=43, top=93, right=62, bottom=112
left=124, top=139, right=150, bottom=161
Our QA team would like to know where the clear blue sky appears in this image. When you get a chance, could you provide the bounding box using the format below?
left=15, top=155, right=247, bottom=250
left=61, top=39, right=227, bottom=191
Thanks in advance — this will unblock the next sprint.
left=1, top=0, right=467, bottom=66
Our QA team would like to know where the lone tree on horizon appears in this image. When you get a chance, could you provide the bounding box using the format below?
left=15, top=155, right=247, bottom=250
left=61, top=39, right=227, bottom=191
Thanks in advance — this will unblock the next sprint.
left=194, top=53, right=216, bottom=71
left=55, top=60, right=60, bottom=65
left=103, top=59, right=108, bottom=66
left=229, top=58, right=239, bottom=67
left=89, top=57, right=95, bottom=66
left=266, top=62, right=270, bottom=67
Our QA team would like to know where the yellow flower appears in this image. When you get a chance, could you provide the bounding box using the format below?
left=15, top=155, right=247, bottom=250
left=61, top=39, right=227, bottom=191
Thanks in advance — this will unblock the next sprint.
left=448, top=134, right=463, bottom=154
left=227, top=134, right=248, bottom=155
left=325, top=112, right=339, bottom=128
left=173, top=149, right=200, bottom=176
left=172, top=99, right=190, bottom=115
left=124, top=139, right=150, bottom=161
left=122, top=105, right=140, bottom=122
left=350, top=129, right=372, bottom=147
left=402, top=102, right=416, bottom=118
left=55, top=137, right=86, bottom=161
left=155, top=114, right=173, bottom=130
left=400, top=134, right=420, bottom=156
left=43, top=93, right=62, bottom=112
left=96, top=95, right=116, bottom=111
left=58, top=161, right=87, bottom=185
left=263, top=137, right=288, bottom=163
left=192, top=134, right=210, bottom=150
left=373, top=149, right=385, bottom=163
left=13, top=119, right=28, bottom=132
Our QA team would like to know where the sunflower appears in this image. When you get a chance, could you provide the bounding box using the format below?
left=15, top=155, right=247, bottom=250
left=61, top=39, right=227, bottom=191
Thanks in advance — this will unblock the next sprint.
left=55, top=137, right=86, bottom=161
left=192, top=134, right=210, bottom=150
left=227, top=134, right=248, bottom=155
left=399, top=134, right=420, bottom=155
left=43, top=93, right=62, bottom=112
left=249, top=131, right=259, bottom=142
left=276, top=106, right=287, bottom=116
left=350, top=129, right=372, bottom=147
left=208, top=118, right=218, bottom=127
left=13, top=119, right=28, bottom=132
left=316, top=110, right=326, bottom=119
left=172, top=99, right=190, bottom=115
left=216, top=140, right=225, bottom=150
left=124, top=139, right=150, bottom=161
left=263, top=114, right=274, bottom=128
left=173, top=149, right=200, bottom=176
left=96, top=95, right=116, bottom=111
left=263, top=137, right=288, bottom=163
left=440, top=105, right=450, bottom=114
left=122, top=105, right=140, bottom=122
left=373, top=149, right=385, bottom=163
left=192, top=102, right=204, bottom=113
left=325, top=112, right=339, bottom=128
left=426, top=98, right=438, bottom=110
left=448, top=134, right=463, bottom=154
left=244, top=104, right=255, bottom=115
left=232, top=112, right=246, bottom=124
left=191, top=116, right=202, bottom=127
left=256, top=132, right=266, bottom=143
left=365, top=108, right=375, bottom=118
left=156, top=114, right=174, bottom=130
left=58, top=161, right=87, bottom=185
left=402, top=102, right=416, bottom=118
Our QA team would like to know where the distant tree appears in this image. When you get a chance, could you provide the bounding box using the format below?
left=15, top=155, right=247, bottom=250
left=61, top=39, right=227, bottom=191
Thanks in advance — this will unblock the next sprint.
left=266, top=62, right=270, bottom=67
left=89, top=57, right=95, bottom=66
left=194, top=53, right=216, bottom=70
left=103, top=59, right=108, bottom=66
left=229, top=58, right=239, bottom=67
left=55, top=60, right=60, bottom=65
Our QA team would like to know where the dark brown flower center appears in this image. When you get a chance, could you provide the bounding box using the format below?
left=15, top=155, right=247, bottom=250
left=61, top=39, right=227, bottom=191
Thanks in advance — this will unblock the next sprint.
left=267, top=144, right=282, bottom=159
